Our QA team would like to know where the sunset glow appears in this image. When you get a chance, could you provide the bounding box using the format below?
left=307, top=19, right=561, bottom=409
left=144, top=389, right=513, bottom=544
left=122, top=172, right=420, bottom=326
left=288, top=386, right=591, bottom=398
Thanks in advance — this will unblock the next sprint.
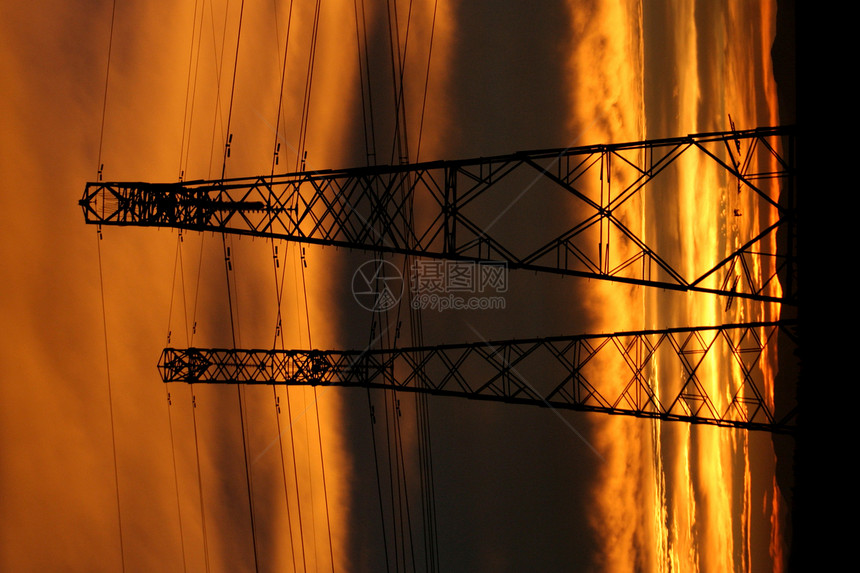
left=0, top=0, right=790, bottom=570
left=565, top=1, right=786, bottom=571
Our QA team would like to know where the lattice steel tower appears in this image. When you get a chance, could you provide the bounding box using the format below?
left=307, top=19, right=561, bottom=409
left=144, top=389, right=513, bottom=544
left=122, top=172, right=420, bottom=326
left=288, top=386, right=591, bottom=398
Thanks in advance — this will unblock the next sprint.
left=81, top=125, right=797, bottom=433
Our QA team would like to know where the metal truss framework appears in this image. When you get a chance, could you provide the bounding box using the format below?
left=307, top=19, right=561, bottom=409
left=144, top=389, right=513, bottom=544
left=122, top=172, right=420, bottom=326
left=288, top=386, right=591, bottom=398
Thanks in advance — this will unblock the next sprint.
left=81, top=126, right=796, bottom=304
left=159, top=322, right=796, bottom=434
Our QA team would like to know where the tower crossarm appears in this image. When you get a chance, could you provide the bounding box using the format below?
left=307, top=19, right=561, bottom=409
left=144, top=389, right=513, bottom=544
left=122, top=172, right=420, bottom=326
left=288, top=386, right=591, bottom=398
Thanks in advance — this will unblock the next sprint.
left=158, top=321, right=796, bottom=434
left=83, top=126, right=796, bottom=303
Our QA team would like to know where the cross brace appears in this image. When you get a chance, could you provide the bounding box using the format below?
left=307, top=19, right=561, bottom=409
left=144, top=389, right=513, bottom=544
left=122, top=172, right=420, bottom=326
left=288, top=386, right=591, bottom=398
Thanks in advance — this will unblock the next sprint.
left=159, top=321, right=796, bottom=434
left=82, top=126, right=796, bottom=304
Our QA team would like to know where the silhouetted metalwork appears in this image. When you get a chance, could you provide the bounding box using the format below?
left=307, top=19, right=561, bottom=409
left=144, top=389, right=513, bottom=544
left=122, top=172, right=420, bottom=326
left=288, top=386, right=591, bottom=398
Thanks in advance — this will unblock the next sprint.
left=82, top=126, right=796, bottom=304
left=159, top=322, right=796, bottom=433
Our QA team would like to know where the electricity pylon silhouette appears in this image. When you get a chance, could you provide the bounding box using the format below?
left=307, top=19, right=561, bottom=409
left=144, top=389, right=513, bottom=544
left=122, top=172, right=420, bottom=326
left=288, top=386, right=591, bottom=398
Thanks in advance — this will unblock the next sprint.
left=83, top=126, right=797, bottom=432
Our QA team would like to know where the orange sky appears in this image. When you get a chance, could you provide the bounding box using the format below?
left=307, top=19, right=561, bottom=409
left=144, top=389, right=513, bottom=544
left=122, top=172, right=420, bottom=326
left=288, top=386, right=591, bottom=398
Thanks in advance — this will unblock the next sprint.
left=1, top=0, right=790, bottom=570
left=564, top=1, right=787, bottom=571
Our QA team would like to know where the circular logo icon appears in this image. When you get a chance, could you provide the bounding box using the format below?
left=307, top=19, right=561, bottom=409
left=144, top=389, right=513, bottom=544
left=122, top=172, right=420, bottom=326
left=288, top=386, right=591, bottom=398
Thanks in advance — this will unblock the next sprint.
left=351, top=259, right=404, bottom=312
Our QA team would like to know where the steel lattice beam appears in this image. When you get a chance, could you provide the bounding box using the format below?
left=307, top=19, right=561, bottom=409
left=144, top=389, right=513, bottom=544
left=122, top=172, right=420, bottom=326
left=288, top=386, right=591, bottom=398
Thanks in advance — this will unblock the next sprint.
left=82, top=126, right=796, bottom=303
left=159, top=321, right=797, bottom=433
